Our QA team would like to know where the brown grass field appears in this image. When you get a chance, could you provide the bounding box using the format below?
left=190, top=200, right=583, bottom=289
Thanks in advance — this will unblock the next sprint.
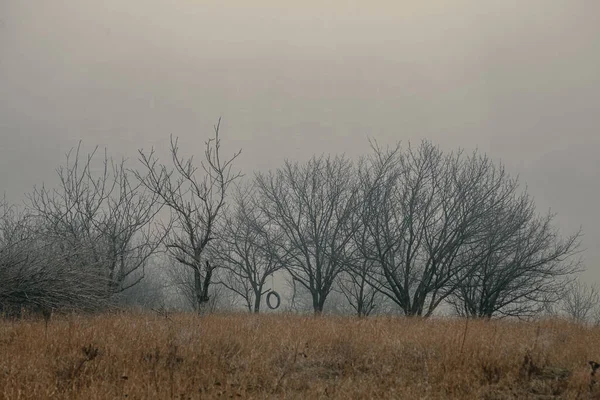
left=2, top=312, right=600, bottom=399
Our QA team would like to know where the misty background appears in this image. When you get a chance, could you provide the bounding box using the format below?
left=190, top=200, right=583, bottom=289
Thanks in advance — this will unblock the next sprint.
left=1, top=0, right=599, bottom=284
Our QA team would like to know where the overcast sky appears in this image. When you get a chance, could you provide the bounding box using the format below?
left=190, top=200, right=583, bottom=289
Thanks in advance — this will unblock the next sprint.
left=1, top=1, right=599, bottom=278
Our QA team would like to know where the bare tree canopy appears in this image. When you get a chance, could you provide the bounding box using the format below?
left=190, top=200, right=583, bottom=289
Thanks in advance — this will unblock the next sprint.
left=358, top=141, right=477, bottom=316
left=136, top=119, right=242, bottom=313
left=335, top=268, right=380, bottom=317
left=255, top=154, right=359, bottom=314
left=211, top=182, right=286, bottom=313
left=1, top=130, right=583, bottom=319
left=0, top=198, right=111, bottom=316
left=560, top=280, right=600, bottom=324
left=448, top=199, right=581, bottom=318
left=26, top=143, right=162, bottom=297
left=354, top=140, right=581, bottom=318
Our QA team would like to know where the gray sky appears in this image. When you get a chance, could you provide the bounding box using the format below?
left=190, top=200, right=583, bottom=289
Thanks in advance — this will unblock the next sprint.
left=1, top=1, right=599, bottom=278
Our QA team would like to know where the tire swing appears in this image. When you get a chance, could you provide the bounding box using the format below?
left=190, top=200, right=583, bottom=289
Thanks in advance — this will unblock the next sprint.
left=266, top=290, right=281, bottom=310
left=266, top=274, right=281, bottom=310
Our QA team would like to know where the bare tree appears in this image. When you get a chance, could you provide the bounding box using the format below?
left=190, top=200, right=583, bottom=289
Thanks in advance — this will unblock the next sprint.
left=0, top=198, right=110, bottom=316
left=211, top=183, right=285, bottom=313
left=335, top=266, right=380, bottom=317
left=115, top=258, right=169, bottom=309
left=136, top=119, right=242, bottom=313
left=164, top=262, right=198, bottom=311
left=285, top=274, right=315, bottom=314
left=338, top=157, right=391, bottom=317
left=448, top=201, right=581, bottom=318
left=560, top=280, right=599, bottom=323
left=255, top=155, right=359, bottom=314
left=358, top=140, right=535, bottom=317
left=26, top=143, right=162, bottom=298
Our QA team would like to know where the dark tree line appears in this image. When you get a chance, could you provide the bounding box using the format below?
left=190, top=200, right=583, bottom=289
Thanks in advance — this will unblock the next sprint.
left=0, top=122, right=582, bottom=319
left=240, top=140, right=580, bottom=317
left=254, top=155, right=360, bottom=314
left=1, top=120, right=238, bottom=316
left=209, top=182, right=286, bottom=313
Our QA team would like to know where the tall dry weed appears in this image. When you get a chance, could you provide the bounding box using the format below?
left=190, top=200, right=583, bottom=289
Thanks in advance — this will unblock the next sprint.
left=1, top=313, right=600, bottom=399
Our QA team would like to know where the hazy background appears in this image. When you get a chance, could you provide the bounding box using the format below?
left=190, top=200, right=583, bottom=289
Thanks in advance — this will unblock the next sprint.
left=1, top=1, right=599, bottom=279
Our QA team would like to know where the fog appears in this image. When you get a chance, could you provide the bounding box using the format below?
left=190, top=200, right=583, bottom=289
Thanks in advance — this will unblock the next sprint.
left=1, top=1, right=599, bottom=279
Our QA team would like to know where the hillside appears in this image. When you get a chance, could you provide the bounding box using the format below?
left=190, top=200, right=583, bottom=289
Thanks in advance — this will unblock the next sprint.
left=1, top=313, right=599, bottom=399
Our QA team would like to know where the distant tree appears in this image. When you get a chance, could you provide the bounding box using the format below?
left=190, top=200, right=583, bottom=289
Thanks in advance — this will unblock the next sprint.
left=335, top=268, right=379, bottom=317
left=164, top=261, right=198, bottom=311
left=561, top=280, right=599, bottom=324
left=115, top=259, right=169, bottom=309
left=136, top=119, right=241, bottom=313
left=0, top=198, right=108, bottom=316
left=358, top=141, right=496, bottom=316
left=448, top=196, right=581, bottom=318
left=355, top=140, right=573, bottom=318
left=211, top=182, right=286, bottom=313
left=338, top=155, right=393, bottom=317
left=255, top=155, right=359, bottom=314
left=26, top=143, right=162, bottom=298
left=285, top=274, right=316, bottom=314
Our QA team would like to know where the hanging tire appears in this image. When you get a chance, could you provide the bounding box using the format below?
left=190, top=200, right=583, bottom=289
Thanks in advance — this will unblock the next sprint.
left=266, top=291, right=281, bottom=310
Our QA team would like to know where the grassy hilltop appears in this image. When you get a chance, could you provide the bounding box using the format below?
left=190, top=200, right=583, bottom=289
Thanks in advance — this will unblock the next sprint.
left=1, top=313, right=600, bottom=399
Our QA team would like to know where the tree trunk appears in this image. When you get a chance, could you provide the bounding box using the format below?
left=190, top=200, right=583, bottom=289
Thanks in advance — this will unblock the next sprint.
left=313, top=292, right=325, bottom=315
left=253, top=294, right=261, bottom=313
left=357, top=300, right=365, bottom=317
left=194, top=268, right=204, bottom=312
left=194, top=263, right=213, bottom=314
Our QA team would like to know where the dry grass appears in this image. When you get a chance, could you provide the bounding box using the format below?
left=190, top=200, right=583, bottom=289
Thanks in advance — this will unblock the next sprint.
left=2, top=312, right=600, bottom=399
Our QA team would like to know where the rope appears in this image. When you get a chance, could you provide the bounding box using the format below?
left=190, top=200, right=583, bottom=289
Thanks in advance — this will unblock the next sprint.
left=265, top=273, right=281, bottom=310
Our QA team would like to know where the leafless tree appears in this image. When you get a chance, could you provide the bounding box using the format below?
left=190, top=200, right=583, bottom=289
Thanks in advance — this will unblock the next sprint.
left=337, top=158, right=391, bottom=317
left=136, top=119, right=242, bottom=313
left=164, top=262, right=198, bottom=311
left=335, top=267, right=380, bottom=317
left=448, top=197, right=581, bottom=318
left=115, top=258, right=169, bottom=309
left=27, top=143, right=162, bottom=297
left=358, top=140, right=541, bottom=317
left=211, top=183, right=286, bottom=313
left=560, top=280, right=599, bottom=323
left=285, top=274, right=316, bottom=314
left=0, top=199, right=110, bottom=317
left=255, top=155, right=359, bottom=314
